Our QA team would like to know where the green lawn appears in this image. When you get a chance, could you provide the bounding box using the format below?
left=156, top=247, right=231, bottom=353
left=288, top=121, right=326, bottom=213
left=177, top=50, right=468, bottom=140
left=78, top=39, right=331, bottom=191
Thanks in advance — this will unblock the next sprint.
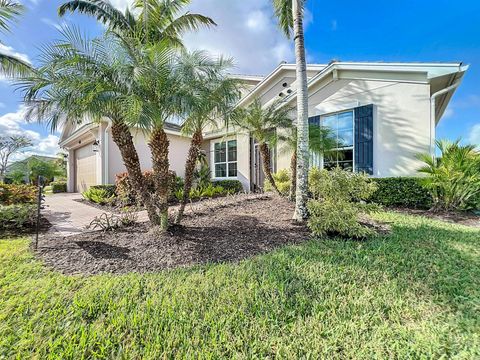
left=1, top=212, right=479, bottom=359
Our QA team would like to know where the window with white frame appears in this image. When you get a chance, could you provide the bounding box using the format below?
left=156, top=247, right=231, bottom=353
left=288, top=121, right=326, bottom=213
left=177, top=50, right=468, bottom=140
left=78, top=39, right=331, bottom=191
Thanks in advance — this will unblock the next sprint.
left=322, top=110, right=354, bottom=171
left=213, top=140, right=237, bottom=178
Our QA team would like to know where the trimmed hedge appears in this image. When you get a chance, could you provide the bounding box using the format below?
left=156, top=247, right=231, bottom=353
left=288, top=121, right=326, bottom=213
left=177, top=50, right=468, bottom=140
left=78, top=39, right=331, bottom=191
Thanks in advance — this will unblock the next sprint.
left=212, top=180, right=243, bottom=194
left=0, top=184, right=37, bottom=205
left=370, top=177, right=432, bottom=209
left=50, top=181, right=67, bottom=193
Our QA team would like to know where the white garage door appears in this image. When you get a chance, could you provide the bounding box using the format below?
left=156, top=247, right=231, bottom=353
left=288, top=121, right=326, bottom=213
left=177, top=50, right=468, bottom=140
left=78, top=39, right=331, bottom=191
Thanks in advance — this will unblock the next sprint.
left=75, top=143, right=97, bottom=192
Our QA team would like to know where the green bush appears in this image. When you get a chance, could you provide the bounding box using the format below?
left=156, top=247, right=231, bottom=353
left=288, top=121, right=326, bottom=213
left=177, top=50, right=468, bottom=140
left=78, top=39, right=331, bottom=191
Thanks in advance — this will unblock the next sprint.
left=263, top=169, right=291, bottom=195
left=0, top=204, right=37, bottom=230
left=82, top=188, right=115, bottom=205
left=0, top=184, right=37, bottom=205
left=90, top=184, right=116, bottom=198
left=212, top=179, right=243, bottom=193
left=418, top=139, right=480, bottom=211
left=370, top=177, right=432, bottom=209
left=50, top=181, right=67, bottom=193
left=307, top=168, right=379, bottom=239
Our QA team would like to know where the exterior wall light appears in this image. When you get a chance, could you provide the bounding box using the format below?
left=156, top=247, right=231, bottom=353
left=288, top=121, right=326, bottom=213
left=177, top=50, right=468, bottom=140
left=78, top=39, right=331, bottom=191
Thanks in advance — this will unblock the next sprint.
left=92, top=140, right=100, bottom=152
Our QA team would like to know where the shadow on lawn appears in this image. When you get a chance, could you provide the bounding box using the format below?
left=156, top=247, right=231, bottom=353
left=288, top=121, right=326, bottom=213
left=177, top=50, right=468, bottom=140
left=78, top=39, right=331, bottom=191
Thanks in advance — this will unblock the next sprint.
left=250, top=216, right=479, bottom=321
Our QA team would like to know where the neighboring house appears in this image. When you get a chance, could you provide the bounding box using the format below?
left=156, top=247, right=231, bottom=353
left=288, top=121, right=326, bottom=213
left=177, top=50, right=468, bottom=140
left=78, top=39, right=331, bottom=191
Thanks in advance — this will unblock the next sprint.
left=59, top=61, right=468, bottom=193
left=5, top=155, right=60, bottom=183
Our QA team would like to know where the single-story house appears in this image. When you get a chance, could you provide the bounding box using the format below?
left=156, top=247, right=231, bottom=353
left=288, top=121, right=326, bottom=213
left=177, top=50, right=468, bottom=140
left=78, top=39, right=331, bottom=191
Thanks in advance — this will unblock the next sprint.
left=59, top=61, right=468, bottom=193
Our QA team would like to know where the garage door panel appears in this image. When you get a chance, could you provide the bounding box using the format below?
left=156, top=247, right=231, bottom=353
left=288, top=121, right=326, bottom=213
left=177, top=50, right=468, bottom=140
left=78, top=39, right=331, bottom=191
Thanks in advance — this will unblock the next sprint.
left=75, top=144, right=97, bottom=192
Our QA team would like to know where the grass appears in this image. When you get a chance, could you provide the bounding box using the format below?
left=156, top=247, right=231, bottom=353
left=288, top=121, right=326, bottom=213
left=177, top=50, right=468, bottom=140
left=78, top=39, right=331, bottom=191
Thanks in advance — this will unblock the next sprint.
left=0, top=212, right=479, bottom=359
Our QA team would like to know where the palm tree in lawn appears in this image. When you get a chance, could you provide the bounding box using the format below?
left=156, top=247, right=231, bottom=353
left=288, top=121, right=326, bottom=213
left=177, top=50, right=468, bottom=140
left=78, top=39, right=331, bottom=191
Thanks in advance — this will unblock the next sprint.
left=173, top=51, right=241, bottom=224
left=19, top=29, right=165, bottom=224
left=272, top=0, right=309, bottom=220
left=0, top=0, right=32, bottom=77
left=278, top=124, right=339, bottom=200
left=232, top=98, right=293, bottom=195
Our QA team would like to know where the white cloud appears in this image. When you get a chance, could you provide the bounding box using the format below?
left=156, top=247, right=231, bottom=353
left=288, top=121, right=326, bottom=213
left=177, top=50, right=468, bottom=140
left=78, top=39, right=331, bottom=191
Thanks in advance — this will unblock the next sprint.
left=443, top=106, right=454, bottom=119
left=110, top=0, right=134, bottom=11
left=469, top=124, right=480, bottom=148
left=41, top=17, right=64, bottom=31
left=0, top=44, right=30, bottom=64
left=331, top=19, right=338, bottom=31
left=0, top=106, right=60, bottom=161
left=183, top=0, right=297, bottom=75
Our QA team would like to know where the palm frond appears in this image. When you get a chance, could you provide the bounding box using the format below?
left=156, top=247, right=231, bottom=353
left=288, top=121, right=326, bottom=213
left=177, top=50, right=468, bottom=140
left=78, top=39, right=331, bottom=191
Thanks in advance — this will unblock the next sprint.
left=0, top=0, right=23, bottom=33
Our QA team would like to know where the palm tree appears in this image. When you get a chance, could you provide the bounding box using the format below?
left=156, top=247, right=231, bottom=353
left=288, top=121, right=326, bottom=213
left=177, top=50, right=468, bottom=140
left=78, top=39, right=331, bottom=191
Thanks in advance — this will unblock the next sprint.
left=59, top=0, right=217, bottom=231
left=272, top=0, right=309, bottom=220
left=232, top=98, right=293, bottom=195
left=58, top=0, right=216, bottom=48
left=278, top=124, right=339, bottom=200
left=173, top=51, right=241, bottom=224
left=19, top=28, right=163, bottom=224
left=0, top=0, right=32, bottom=77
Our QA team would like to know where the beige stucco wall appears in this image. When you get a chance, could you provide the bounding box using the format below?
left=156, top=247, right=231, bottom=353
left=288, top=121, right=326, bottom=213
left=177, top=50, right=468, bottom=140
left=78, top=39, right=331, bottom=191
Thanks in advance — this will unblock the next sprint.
left=275, top=78, right=432, bottom=177
left=107, top=129, right=191, bottom=183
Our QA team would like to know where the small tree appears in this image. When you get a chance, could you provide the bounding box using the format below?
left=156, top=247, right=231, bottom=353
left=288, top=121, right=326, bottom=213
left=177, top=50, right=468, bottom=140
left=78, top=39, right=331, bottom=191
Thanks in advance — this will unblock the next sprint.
left=0, top=135, right=33, bottom=182
left=232, top=98, right=293, bottom=195
left=27, top=158, right=66, bottom=185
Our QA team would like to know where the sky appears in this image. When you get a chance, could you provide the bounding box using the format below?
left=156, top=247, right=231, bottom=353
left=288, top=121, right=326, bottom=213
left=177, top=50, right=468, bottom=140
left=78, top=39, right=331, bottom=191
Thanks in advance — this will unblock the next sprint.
left=1, top=0, right=479, bottom=162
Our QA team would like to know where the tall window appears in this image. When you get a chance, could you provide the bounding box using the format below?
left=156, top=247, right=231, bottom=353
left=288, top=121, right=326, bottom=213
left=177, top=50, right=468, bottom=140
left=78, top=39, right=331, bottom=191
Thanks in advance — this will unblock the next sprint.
left=322, top=110, right=354, bottom=171
left=214, top=140, right=237, bottom=178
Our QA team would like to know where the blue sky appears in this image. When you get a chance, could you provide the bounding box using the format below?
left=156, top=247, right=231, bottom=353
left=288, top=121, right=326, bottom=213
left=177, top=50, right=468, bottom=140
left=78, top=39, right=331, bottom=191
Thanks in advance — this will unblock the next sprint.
left=1, top=0, right=479, bottom=161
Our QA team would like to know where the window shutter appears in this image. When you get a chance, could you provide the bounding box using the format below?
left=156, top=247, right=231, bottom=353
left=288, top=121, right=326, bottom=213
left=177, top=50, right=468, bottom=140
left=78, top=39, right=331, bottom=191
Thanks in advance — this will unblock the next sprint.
left=354, top=105, right=374, bottom=174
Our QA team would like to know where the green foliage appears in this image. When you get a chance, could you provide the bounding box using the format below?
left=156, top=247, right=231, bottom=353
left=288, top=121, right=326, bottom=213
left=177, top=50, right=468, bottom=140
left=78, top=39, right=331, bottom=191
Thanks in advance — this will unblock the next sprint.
left=0, top=204, right=36, bottom=229
left=174, top=184, right=228, bottom=201
left=264, top=169, right=291, bottom=195
left=6, top=169, right=26, bottom=184
left=27, top=158, right=65, bottom=184
left=212, top=179, right=243, bottom=193
left=82, top=188, right=115, bottom=205
left=417, top=139, right=480, bottom=211
left=307, top=168, right=379, bottom=238
left=90, top=185, right=116, bottom=198
left=0, top=184, right=36, bottom=205
left=50, top=181, right=67, bottom=194
left=1, top=212, right=480, bottom=358
left=370, top=177, right=432, bottom=209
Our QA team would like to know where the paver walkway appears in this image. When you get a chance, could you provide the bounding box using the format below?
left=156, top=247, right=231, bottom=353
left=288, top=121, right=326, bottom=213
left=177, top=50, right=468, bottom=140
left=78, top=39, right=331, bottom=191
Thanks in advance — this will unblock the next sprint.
left=43, top=193, right=111, bottom=236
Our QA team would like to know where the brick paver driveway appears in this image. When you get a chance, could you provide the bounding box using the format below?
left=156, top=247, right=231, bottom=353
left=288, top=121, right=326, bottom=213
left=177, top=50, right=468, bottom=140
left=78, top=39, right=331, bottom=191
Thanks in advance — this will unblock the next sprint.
left=43, top=193, right=111, bottom=236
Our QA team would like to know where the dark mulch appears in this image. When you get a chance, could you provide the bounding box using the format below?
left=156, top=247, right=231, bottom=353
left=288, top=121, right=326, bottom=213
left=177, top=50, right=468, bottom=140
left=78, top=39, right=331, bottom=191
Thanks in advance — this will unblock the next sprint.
left=392, top=207, right=480, bottom=228
left=36, top=195, right=310, bottom=275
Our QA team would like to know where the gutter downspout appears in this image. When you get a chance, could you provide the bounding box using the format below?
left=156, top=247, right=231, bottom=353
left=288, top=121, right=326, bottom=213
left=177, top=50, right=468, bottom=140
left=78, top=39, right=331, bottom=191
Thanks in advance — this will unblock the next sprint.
left=104, top=121, right=112, bottom=185
left=429, top=80, right=461, bottom=157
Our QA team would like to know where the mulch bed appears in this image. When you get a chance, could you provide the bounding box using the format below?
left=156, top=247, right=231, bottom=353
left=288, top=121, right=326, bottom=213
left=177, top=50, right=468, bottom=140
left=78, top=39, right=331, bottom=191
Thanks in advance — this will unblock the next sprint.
left=0, top=217, right=51, bottom=238
left=392, top=207, right=480, bottom=228
left=36, top=195, right=310, bottom=275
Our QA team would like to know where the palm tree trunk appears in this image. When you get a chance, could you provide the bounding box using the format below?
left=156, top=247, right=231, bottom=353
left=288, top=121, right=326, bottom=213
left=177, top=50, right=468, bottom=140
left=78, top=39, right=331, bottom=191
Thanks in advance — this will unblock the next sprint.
left=289, top=150, right=297, bottom=201
left=148, top=126, right=170, bottom=230
left=175, top=129, right=203, bottom=224
left=259, top=142, right=281, bottom=195
left=292, top=0, right=309, bottom=221
left=110, top=122, right=160, bottom=225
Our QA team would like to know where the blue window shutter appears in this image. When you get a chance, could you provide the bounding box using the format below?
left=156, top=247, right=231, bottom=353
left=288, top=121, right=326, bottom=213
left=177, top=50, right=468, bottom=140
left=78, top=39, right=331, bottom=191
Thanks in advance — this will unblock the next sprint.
left=354, top=105, right=374, bottom=175
left=308, top=115, right=320, bottom=126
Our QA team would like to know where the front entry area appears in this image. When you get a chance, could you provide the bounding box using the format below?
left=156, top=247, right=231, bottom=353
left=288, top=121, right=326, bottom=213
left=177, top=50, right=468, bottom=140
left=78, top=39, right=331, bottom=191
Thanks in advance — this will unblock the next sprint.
left=74, top=143, right=96, bottom=192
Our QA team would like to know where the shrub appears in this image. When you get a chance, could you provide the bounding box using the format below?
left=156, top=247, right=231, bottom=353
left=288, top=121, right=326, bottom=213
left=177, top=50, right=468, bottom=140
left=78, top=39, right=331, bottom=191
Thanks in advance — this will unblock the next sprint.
left=115, top=170, right=177, bottom=204
left=0, top=184, right=37, bottom=205
left=212, top=179, right=243, bottom=194
left=82, top=188, right=115, bottom=205
left=50, top=181, right=67, bottom=193
left=90, top=184, right=116, bottom=198
left=370, top=177, right=432, bottom=209
left=0, top=204, right=37, bottom=229
left=263, top=169, right=290, bottom=195
left=418, top=139, right=480, bottom=211
left=307, top=168, right=379, bottom=238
